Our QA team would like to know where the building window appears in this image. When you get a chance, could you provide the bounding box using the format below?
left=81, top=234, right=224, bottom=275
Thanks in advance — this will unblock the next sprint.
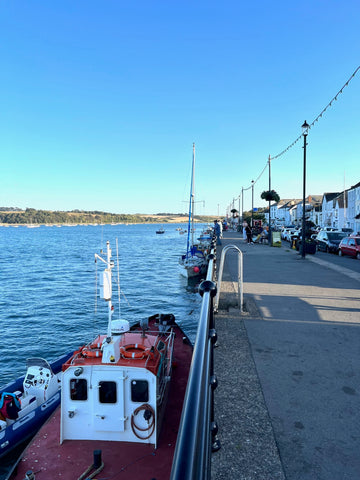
left=70, top=378, right=87, bottom=401
left=131, top=380, right=149, bottom=403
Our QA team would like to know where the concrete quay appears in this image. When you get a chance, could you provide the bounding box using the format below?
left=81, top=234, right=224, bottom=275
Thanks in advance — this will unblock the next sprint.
left=211, top=230, right=360, bottom=480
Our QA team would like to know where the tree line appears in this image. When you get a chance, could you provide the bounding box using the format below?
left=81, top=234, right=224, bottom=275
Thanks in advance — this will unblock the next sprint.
left=0, top=208, right=213, bottom=225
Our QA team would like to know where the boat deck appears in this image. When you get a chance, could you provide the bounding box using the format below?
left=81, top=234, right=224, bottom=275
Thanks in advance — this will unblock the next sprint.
left=12, top=327, right=193, bottom=480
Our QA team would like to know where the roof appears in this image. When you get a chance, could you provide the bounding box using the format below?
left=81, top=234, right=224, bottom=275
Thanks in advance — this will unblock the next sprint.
left=274, top=199, right=301, bottom=209
left=334, top=191, right=348, bottom=208
left=307, top=195, right=323, bottom=204
left=350, top=181, right=360, bottom=190
left=323, top=192, right=340, bottom=202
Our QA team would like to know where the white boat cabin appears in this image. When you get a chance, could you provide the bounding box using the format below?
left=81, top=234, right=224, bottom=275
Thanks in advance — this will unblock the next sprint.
left=60, top=318, right=173, bottom=448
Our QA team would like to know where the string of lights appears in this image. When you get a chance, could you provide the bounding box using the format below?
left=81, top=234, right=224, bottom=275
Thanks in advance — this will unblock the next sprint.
left=238, top=65, right=360, bottom=196
left=271, top=65, right=360, bottom=161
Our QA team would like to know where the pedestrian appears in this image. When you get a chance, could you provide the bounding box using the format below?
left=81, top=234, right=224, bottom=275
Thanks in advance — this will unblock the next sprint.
left=242, top=221, right=248, bottom=241
left=261, top=228, right=268, bottom=244
left=219, top=219, right=223, bottom=238
left=245, top=224, right=253, bottom=244
left=214, top=220, right=222, bottom=245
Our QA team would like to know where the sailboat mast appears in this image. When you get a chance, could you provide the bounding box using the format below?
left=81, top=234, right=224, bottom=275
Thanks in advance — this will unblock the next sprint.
left=185, top=143, right=195, bottom=257
left=191, top=143, right=195, bottom=248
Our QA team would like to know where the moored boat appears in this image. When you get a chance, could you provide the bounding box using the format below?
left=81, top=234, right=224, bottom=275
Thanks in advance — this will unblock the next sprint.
left=179, top=144, right=209, bottom=279
left=11, top=241, right=193, bottom=480
left=0, top=352, right=72, bottom=460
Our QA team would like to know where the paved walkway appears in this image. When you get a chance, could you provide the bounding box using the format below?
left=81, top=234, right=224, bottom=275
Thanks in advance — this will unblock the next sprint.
left=211, top=230, right=360, bottom=480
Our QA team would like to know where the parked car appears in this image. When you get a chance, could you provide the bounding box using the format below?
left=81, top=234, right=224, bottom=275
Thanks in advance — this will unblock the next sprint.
left=281, top=229, right=289, bottom=240
left=284, top=229, right=296, bottom=242
left=338, top=236, right=360, bottom=259
left=316, top=231, right=348, bottom=253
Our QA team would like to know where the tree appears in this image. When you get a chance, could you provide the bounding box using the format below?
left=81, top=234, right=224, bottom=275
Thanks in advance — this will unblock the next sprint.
left=261, top=190, right=280, bottom=203
left=230, top=208, right=238, bottom=218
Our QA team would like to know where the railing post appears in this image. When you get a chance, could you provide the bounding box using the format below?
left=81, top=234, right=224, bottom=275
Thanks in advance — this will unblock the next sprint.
left=199, top=280, right=220, bottom=453
left=171, top=269, right=217, bottom=480
left=214, top=245, right=243, bottom=312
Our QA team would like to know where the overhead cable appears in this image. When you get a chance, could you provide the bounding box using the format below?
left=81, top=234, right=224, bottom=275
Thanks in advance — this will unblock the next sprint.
left=239, top=65, right=360, bottom=195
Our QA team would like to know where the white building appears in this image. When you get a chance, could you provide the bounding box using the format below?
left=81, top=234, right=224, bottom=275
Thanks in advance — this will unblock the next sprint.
left=333, top=192, right=348, bottom=230
left=270, top=199, right=301, bottom=226
left=348, top=181, right=360, bottom=233
left=321, top=193, right=340, bottom=228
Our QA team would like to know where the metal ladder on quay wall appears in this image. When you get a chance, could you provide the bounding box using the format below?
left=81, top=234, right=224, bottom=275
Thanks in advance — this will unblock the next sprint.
left=214, top=244, right=243, bottom=312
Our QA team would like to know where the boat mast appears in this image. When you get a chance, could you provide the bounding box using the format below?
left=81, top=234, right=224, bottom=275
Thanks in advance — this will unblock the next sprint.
left=95, top=240, right=114, bottom=338
left=186, top=143, right=195, bottom=257
left=191, top=142, right=195, bottom=248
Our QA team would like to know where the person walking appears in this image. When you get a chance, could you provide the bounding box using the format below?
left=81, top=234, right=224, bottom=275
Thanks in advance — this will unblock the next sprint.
left=242, top=221, right=247, bottom=241
left=245, top=224, right=253, bottom=244
left=214, top=220, right=222, bottom=245
left=219, top=219, right=223, bottom=238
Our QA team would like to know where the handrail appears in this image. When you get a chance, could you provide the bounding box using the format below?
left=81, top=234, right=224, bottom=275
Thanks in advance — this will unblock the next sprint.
left=214, top=244, right=243, bottom=312
left=170, top=243, right=220, bottom=480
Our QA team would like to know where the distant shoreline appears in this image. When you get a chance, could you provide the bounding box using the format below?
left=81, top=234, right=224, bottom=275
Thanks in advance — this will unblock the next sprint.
left=0, top=217, right=217, bottom=227
left=0, top=210, right=219, bottom=226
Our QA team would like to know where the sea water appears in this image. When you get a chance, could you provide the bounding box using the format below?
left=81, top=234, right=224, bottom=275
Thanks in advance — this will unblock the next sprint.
left=0, top=223, right=203, bottom=387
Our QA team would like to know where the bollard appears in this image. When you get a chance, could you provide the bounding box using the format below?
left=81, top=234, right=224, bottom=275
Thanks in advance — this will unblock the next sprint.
left=24, top=471, right=35, bottom=480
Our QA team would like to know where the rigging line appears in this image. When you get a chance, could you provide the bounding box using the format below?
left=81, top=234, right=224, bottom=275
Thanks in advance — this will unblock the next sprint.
left=94, top=259, right=98, bottom=315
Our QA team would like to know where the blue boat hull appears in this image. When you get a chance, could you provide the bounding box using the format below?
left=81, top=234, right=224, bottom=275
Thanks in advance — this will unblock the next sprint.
left=0, top=352, right=73, bottom=459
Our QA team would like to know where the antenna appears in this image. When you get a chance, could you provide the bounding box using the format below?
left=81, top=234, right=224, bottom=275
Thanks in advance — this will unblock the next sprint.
left=95, top=241, right=114, bottom=338
left=116, top=238, right=121, bottom=318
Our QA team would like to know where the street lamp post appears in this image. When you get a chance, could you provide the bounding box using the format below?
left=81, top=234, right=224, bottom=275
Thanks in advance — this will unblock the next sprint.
left=268, top=155, right=271, bottom=246
left=251, top=180, right=254, bottom=227
left=241, top=187, right=244, bottom=224
left=301, top=120, right=309, bottom=258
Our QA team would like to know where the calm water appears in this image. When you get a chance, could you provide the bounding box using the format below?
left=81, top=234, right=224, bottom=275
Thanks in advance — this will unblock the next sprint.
left=0, top=223, right=203, bottom=388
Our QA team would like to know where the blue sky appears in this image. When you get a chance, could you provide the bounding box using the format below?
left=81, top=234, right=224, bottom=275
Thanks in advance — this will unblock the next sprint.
left=1, top=1, right=359, bottom=215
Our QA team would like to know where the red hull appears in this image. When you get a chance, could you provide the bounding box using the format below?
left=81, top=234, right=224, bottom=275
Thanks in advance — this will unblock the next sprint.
left=12, top=326, right=192, bottom=480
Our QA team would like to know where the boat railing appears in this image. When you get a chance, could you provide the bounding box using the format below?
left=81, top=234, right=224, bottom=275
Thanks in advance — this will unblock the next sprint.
left=170, top=240, right=220, bottom=480
left=214, top=244, right=243, bottom=312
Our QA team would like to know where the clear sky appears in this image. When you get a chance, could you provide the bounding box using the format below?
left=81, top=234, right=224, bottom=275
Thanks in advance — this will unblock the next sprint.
left=1, top=1, right=359, bottom=216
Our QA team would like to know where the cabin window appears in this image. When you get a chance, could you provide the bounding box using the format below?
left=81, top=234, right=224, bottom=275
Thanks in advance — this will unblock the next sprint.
left=70, top=378, right=87, bottom=401
left=131, top=380, right=149, bottom=403
left=99, top=381, right=117, bottom=404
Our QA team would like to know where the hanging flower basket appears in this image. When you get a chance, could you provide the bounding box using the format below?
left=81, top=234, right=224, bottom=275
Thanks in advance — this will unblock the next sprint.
left=261, top=190, right=280, bottom=202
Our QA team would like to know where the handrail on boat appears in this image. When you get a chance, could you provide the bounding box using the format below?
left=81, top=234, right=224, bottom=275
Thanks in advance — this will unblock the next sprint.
left=214, top=244, right=243, bottom=312
left=170, top=239, right=220, bottom=480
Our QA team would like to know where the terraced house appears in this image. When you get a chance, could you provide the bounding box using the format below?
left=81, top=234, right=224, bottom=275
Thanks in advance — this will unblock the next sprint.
left=269, top=181, right=360, bottom=233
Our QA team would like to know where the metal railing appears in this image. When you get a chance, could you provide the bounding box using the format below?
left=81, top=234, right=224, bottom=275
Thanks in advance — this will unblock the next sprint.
left=214, top=244, right=243, bottom=312
left=170, top=243, right=220, bottom=480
